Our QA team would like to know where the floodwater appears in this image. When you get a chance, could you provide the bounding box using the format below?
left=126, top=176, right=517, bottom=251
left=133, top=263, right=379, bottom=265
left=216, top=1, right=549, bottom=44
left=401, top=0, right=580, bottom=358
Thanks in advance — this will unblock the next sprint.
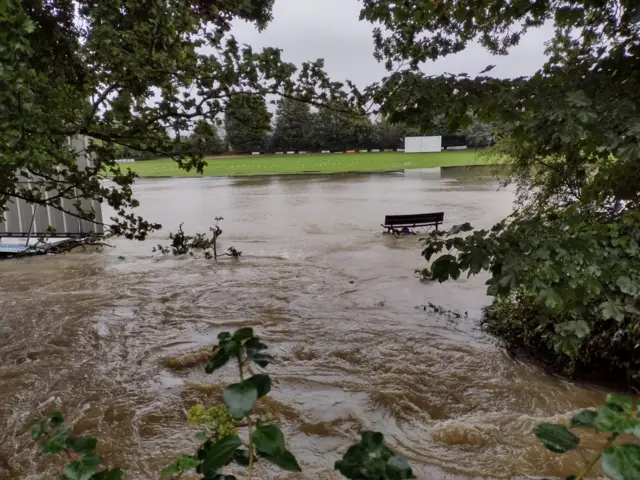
left=0, top=168, right=608, bottom=479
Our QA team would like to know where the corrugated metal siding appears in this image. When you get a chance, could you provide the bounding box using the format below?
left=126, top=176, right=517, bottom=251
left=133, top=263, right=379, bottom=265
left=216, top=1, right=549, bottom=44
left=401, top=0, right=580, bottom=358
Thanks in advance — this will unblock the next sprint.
left=404, top=136, right=442, bottom=153
left=0, top=136, right=104, bottom=237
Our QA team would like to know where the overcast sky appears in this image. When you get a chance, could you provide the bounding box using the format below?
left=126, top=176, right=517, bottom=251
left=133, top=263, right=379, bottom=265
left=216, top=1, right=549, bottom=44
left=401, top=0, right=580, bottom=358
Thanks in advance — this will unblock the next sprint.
left=231, top=0, right=553, bottom=88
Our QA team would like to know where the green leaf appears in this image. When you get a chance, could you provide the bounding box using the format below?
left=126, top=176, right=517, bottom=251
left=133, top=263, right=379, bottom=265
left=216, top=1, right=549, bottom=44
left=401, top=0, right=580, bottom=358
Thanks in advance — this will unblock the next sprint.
left=617, top=276, right=640, bottom=297
left=261, top=449, right=302, bottom=472
left=90, top=469, right=124, bottom=480
left=387, top=455, right=413, bottom=478
left=594, top=402, right=640, bottom=434
left=534, top=424, right=579, bottom=453
left=223, top=382, right=258, bottom=419
left=63, top=452, right=103, bottom=480
left=360, top=431, right=385, bottom=450
left=196, top=431, right=208, bottom=441
left=540, top=287, right=563, bottom=310
left=177, top=454, right=200, bottom=471
left=245, top=338, right=268, bottom=354
left=250, top=352, right=275, bottom=368
left=601, top=445, right=640, bottom=480
left=232, top=449, right=250, bottom=466
left=600, top=300, right=626, bottom=322
left=41, top=426, right=71, bottom=455
left=570, top=409, right=597, bottom=428
left=555, top=320, right=590, bottom=339
left=221, top=339, right=241, bottom=357
left=31, top=421, right=49, bottom=440
left=22, top=19, right=35, bottom=34
left=50, top=411, right=65, bottom=427
left=430, top=254, right=460, bottom=282
left=160, top=464, right=180, bottom=476
left=66, top=436, right=97, bottom=454
left=252, top=424, right=286, bottom=456
left=553, top=320, right=590, bottom=357
left=334, top=431, right=407, bottom=479
left=232, top=327, right=254, bottom=342
left=606, top=394, right=633, bottom=413
left=217, top=332, right=231, bottom=341
left=205, top=349, right=229, bottom=374
left=197, top=436, right=242, bottom=477
left=245, top=374, right=271, bottom=398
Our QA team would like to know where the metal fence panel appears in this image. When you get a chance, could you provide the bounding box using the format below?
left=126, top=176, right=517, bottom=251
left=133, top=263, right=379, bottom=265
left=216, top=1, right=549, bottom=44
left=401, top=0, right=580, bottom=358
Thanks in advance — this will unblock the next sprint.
left=0, top=136, right=104, bottom=238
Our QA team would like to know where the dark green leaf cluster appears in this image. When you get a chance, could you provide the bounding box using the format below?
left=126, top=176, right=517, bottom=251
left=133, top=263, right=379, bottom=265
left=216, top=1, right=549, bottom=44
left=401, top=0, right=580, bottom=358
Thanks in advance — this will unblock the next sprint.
left=424, top=208, right=640, bottom=377
left=335, top=431, right=413, bottom=479
left=205, top=327, right=274, bottom=375
left=197, top=327, right=299, bottom=477
left=31, top=411, right=123, bottom=479
left=535, top=394, right=640, bottom=479
left=357, top=0, right=640, bottom=380
left=2, top=0, right=352, bottom=240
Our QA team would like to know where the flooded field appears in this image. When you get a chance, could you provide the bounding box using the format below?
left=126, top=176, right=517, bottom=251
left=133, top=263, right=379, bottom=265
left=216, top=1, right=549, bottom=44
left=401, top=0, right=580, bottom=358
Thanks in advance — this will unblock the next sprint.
left=0, top=168, right=607, bottom=479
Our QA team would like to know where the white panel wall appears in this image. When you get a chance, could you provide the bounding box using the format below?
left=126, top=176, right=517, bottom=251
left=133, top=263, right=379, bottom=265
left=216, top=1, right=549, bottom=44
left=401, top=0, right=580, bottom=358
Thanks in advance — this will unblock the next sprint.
left=0, top=135, right=104, bottom=237
left=404, top=137, right=421, bottom=153
left=404, top=136, right=442, bottom=153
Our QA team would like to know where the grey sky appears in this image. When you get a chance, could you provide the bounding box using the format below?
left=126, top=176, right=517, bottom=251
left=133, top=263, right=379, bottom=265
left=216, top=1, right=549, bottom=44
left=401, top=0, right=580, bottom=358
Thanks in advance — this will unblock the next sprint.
left=232, top=0, right=552, bottom=88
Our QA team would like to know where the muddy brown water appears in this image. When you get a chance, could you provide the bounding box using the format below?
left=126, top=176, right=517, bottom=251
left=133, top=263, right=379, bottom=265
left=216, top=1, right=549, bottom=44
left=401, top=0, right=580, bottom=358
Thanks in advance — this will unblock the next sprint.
left=0, top=169, right=609, bottom=479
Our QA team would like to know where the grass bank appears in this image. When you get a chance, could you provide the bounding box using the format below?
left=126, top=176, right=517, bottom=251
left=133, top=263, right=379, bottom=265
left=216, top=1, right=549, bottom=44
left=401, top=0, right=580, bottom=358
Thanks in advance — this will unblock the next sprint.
left=124, top=150, right=493, bottom=177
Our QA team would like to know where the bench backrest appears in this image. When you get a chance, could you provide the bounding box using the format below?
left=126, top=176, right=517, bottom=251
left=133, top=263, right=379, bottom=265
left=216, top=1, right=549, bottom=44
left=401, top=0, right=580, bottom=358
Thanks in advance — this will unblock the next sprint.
left=384, top=212, right=444, bottom=226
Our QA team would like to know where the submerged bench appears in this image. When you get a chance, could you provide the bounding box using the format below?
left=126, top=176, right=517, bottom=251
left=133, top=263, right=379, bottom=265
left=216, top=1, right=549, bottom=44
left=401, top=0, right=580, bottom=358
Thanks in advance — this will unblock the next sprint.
left=381, top=212, right=444, bottom=234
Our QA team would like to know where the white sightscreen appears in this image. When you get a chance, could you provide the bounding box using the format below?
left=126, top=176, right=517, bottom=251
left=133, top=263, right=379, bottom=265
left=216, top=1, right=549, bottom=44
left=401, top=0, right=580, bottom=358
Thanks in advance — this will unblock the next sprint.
left=404, top=136, right=442, bottom=153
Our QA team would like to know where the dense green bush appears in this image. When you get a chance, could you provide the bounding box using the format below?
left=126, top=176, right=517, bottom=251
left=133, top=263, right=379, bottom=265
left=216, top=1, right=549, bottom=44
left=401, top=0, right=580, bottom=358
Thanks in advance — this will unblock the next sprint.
left=420, top=206, right=640, bottom=380
left=361, top=0, right=640, bottom=383
left=483, top=287, right=640, bottom=380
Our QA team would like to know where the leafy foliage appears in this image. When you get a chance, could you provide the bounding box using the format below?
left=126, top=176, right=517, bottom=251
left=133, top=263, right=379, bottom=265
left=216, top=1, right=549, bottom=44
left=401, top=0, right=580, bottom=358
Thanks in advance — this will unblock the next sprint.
left=182, top=120, right=226, bottom=156
left=536, top=394, right=640, bottom=480
left=418, top=194, right=640, bottom=377
left=334, top=431, right=413, bottom=479
left=443, top=207, right=640, bottom=377
left=30, top=411, right=123, bottom=479
left=34, top=326, right=414, bottom=479
left=33, top=329, right=640, bottom=480
left=187, top=404, right=239, bottom=440
left=1, top=0, right=350, bottom=239
left=534, top=424, right=579, bottom=453
left=224, top=95, right=272, bottom=153
left=358, top=0, right=640, bottom=380
left=271, top=98, right=314, bottom=152
left=153, top=219, right=241, bottom=260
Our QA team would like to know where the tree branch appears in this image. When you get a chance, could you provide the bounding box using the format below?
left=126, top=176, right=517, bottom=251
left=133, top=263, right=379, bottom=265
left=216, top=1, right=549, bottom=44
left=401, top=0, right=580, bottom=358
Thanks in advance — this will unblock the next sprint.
left=90, top=83, right=120, bottom=120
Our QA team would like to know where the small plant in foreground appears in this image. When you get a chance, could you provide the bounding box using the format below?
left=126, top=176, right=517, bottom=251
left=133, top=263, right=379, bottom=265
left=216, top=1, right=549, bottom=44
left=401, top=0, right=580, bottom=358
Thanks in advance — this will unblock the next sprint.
left=535, top=393, right=640, bottom=479
left=30, top=327, right=413, bottom=479
left=30, top=411, right=123, bottom=479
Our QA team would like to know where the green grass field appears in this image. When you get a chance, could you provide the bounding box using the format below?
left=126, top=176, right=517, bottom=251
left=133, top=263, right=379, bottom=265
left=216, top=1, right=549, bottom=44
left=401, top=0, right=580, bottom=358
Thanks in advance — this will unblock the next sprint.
left=125, top=150, right=492, bottom=177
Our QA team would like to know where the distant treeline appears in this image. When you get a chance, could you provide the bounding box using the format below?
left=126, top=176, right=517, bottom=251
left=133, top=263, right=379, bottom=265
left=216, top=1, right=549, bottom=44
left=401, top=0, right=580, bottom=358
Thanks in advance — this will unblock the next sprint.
left=120, top=97, right=493, bottom=159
